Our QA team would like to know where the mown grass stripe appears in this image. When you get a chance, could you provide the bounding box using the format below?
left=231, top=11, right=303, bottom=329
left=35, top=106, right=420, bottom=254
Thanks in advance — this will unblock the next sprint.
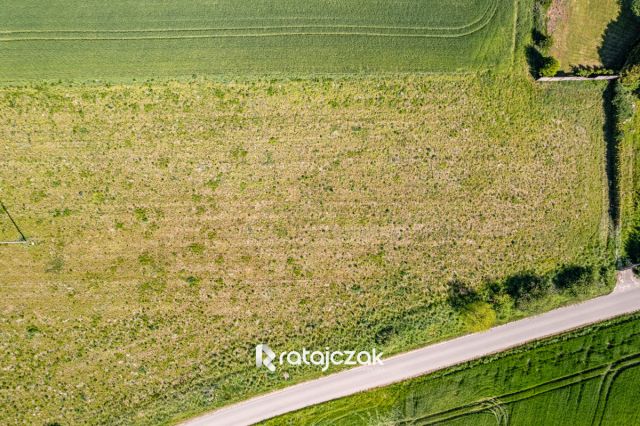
left=0, top=1, right=500, bottom=42
left=0, top=0, right=497, bottom=35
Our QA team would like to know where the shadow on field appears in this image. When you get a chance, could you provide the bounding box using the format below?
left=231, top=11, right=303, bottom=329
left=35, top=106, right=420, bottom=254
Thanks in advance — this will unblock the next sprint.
left=598, top=0, right=640, bottom=70
left=445, top=264, right=609, bottom=314
left=526, top=46, right=546, bottom=78
left=603, top=81, right=620, bottom=230
left=0, top=199, right=27, bottom=243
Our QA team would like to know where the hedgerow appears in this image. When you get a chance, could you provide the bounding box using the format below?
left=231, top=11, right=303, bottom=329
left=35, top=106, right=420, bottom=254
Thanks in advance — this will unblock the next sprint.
left=529, top=0, right=560, bottom=78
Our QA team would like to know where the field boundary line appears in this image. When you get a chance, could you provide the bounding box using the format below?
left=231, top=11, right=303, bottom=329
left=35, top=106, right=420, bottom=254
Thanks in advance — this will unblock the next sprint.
left=416, top=365, right=607, bottom=424
left=0, top=32, right=492, bottom=42
left=510, top=0, right=519, bottom=67
left=537, top=76, right=619, bottom=82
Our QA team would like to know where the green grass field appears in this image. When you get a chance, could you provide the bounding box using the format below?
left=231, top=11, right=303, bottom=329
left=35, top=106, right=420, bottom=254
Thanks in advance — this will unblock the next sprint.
left=267, top=313, right=640, bottom=425
left=549, top=0, right=640, bottom=71
left=1, top=0, right=636, bottom=424
left=0, top=0, right=517, bottom=82
left=0, top=74, right=613, bottom=425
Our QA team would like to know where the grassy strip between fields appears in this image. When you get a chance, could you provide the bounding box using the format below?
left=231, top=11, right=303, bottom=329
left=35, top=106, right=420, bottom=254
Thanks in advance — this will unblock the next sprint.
left=619, top=45, right=640, bottom=261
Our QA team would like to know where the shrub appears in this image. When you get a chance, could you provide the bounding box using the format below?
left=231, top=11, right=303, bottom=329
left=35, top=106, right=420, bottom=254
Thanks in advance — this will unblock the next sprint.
left=460, top=301, right=496, bottom=332
left=505, top=272, right=552, bottom=306
left=621, top=64, right=640, bottom=91
left=625, top=43, right=640, bottom=68
left=539, top=56, right=560, bottom=77
left=573, top=66, right=615, bottom=78
left=622, top=42, right=640, bottom=92
left=613, top=82, right=635, bottom=123
left=554, top=265, right=595, bottom=294
left=536, top=34, right=553, bottom=52
left=626, top=224, right=640, bottom=264
left=532, top=30, right=553, bottom=52
left=632, top=0, right=640, bottom=18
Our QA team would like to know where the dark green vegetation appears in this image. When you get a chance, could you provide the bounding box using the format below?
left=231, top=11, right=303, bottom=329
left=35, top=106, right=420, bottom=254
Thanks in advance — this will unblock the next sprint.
left=598, top=0, right=640, bottom=70
left=267, top=313, right=640, bottom=425
left=0, top=75, right=613, bottom=425
left=527, top=0, right=558, bottom=77
left=619, top=49, right=640, bottom=262
left=0, top=0, right=517, bottom=82
left=621, top=43, right=640, bottom=92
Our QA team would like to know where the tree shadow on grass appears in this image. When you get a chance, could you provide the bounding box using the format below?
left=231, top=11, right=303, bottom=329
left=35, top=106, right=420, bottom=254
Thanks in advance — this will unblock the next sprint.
left=598, top=0, right=640, bottom=70
left=526, top=46, right=544, bottom=78
left=603, top=81, right=620, bottom=230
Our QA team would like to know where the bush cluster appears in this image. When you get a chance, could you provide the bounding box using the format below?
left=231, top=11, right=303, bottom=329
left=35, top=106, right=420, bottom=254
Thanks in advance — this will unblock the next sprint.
left=621, top=42, right=640, bottom=93
left=621, top=65, right=640, bottom=92
left=448, top=264, right=610, bottom=312
left=529, top=0, right=560, bottom=78
left=573, top=66, right=615, bottom=78
left=539, top=57, right=560, bottom=77
left=612, top=81, right=636, bottom=126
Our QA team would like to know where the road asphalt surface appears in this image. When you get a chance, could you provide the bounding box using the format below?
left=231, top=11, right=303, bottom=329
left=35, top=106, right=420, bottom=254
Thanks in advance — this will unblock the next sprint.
left=182, top=269, right=640, bottom=426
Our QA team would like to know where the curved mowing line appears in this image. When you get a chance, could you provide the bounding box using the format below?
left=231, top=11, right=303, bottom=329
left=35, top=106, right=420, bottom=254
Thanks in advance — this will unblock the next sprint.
left=591, top=356, right=640, bottom=425
left=0, top=0, right=497, bottom=35
left=0, top=24, right=497, bottom=42
left=417, top=354, right=640, bottom=426
left=0, top=0, right=499, bottom=42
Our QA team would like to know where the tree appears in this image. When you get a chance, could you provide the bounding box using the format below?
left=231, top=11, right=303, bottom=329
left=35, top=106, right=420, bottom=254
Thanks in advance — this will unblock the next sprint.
left=505, top=272, right=552, bottom=306
left=539, top=56, right=560, bottom=77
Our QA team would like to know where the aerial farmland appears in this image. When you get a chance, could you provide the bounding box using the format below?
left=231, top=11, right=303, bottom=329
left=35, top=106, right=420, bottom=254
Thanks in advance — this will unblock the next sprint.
left=1, top=0, right=515, bottom=81
left=1, top=1, right=639, bottom=425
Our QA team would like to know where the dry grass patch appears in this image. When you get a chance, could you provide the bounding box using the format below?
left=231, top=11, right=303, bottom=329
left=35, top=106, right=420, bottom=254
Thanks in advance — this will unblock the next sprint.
left=0, top=75, right=609, bottom=424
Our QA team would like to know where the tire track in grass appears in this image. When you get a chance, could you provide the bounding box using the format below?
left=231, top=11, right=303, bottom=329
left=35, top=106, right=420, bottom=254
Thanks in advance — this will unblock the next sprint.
left=414, top=354, right=640, bottom=425
left=0, top=0, right=500, bottom=42
left=0, top=0, right=497, bottom=36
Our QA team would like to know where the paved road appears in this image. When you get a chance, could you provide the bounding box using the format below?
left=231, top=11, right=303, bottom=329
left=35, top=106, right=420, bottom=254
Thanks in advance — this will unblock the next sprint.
left=538, top=75, right=619, bottom=82
left=182, top=270, right=640, bottom=426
